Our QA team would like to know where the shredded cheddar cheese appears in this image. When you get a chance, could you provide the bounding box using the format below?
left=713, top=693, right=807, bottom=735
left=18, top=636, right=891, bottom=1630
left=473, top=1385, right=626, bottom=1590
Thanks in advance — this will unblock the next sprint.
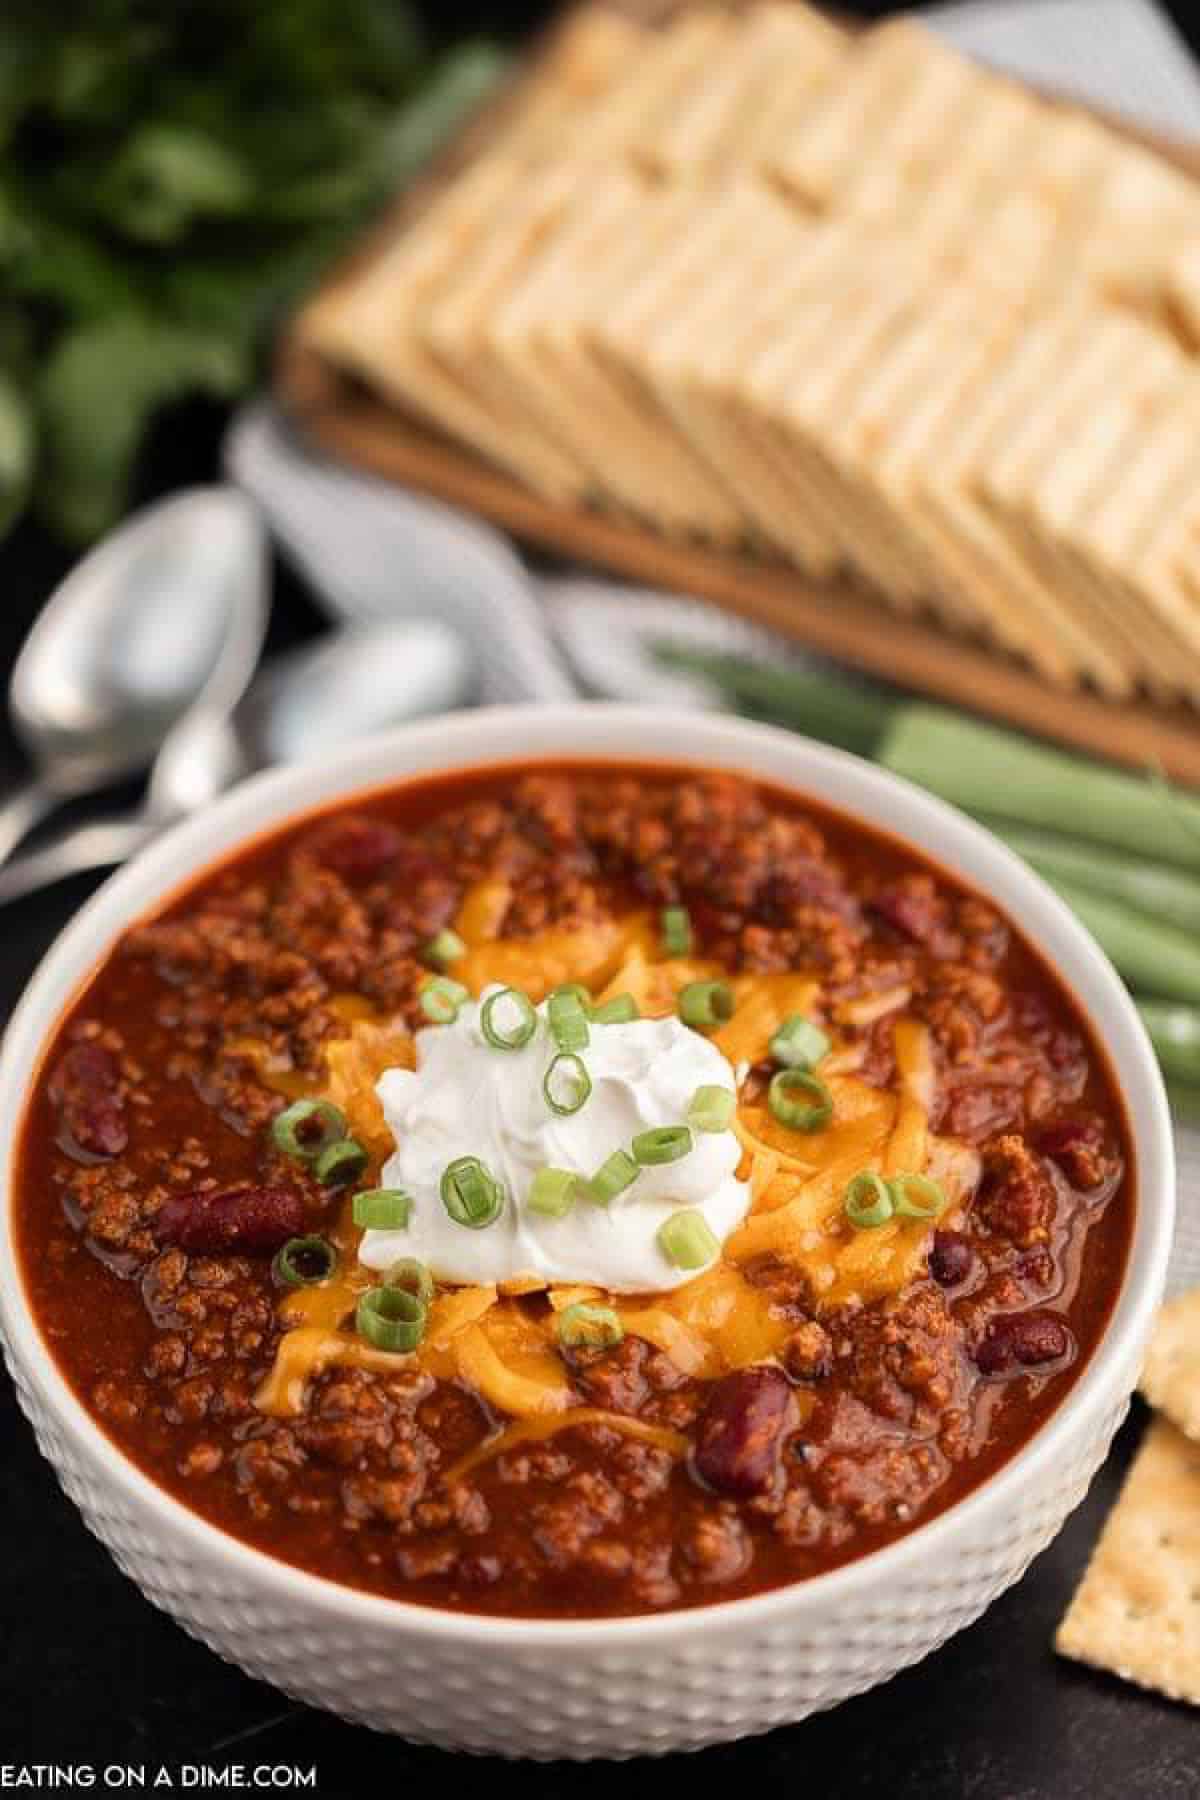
left=836, top=986, right=912, bottom=1027
left=455, top=913, right=637, bottom=1003
left=713, top=972, right=820, bottom=1065
left=253, top=884, right=974, bottom=1430
left=254, top=1326, right=417, bottom=1416
left=454, top=1322, right=572, bottom=1417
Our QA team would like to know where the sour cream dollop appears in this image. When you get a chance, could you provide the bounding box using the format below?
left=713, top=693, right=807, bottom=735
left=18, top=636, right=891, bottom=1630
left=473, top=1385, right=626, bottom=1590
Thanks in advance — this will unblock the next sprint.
left=358, top=987, right=750, bottom=1292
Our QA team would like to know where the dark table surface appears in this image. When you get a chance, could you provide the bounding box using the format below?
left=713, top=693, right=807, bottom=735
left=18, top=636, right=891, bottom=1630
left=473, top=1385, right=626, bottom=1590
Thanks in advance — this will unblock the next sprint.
left=5, top=3, right=1200, bottom=1791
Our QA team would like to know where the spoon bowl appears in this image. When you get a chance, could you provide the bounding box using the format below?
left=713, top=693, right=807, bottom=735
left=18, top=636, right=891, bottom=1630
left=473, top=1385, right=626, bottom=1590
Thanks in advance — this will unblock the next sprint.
left=234, top=619, right=474, bottom=768
left=0, top=488, right=268, bottom=860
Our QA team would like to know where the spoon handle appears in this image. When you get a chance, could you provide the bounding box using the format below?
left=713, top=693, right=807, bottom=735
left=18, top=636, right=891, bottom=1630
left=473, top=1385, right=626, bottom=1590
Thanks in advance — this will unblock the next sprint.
left=0, top=813, right=160, bottom=905
left=0, top=776, right=61, bottom=866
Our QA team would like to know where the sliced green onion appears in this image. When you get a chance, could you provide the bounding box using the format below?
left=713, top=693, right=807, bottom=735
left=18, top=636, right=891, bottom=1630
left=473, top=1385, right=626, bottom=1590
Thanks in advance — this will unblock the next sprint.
left=769, top=1014, right=830, bottom=1070
left=352, top=1188, right=413, bottom=1230
left=587, top=1149, right=639, bottom=1205
left=543, top=1051, right=591, bottom=1116
left=590, top=992, right=640, bottom=1024
left=527, top=1167, right=579, bottom=1218
left=632, top=1125, right=693, bottom=1165
left=888, top=1173, right=947, bottom=1220
left=420, top=975, right=470, bottom=1024
left=480, top=985, right=537, bottom=1050
left=678, top=979, right=735, bottom=1031
left=271, top=1098, right=347, bottom=1164
left=384, top=1257, right=435, bottom=1305
left=661, top=905, right=693, bottom=956
left=557, top=1302, right=624, bottom=1350
left=423, top=927, right=466, bottom=969
left=356, top=1285, right=426, bottom=1353
left=844, top=1171, right=893, bottom=1229
left=687, top=1084, right=736, bottom=1133
left=657, top=1208, right=719, bottom=1270
left=553, top=982, right=592, bottom=1008
left=768, top=1067, right=833, bottom=1133
left=272, top=1235, right=337, bottom=1288
left=548, top=986, right=590, bottom=1052
left=440, top=1155, right=505, bottom=1229
left=315, top=1136, right=368, bottom=1186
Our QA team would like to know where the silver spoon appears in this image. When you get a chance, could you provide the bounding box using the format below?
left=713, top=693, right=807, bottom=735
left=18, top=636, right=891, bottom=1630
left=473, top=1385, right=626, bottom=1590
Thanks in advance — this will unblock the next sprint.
left=0, top=619, right=473, bottom=903
left=0, top=487, right=269, bottom=863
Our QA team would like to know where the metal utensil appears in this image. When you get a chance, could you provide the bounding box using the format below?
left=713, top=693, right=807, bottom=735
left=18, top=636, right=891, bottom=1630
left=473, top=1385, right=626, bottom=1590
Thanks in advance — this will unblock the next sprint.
left=0, top=619, right=472, bottom=903
left=234, top=619, right=473, bottom=768
left=0, top=487, right=268, bottom=863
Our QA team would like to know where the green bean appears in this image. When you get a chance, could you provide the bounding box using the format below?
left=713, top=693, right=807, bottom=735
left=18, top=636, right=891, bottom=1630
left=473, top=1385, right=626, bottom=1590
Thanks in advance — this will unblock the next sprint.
left=1031, top=873, right=1200, bottom=1006
left=1138, top=1000, right=1200, bottom=1086
left=985, top=821, right=1200, bottom=936
left=880, top=709, right=1200, bottom=874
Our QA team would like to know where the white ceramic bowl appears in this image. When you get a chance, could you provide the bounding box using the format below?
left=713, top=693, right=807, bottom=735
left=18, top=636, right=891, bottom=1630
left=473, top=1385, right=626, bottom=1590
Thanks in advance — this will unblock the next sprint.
left=0, top=705, right=1174, bottom=1758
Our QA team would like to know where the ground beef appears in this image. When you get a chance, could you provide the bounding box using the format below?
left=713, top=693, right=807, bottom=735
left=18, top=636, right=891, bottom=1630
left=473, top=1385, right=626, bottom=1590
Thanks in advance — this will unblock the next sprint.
left=834, top=1286, right=965, bottom=1427
left=975, top=1135, right=1058, bottom=1248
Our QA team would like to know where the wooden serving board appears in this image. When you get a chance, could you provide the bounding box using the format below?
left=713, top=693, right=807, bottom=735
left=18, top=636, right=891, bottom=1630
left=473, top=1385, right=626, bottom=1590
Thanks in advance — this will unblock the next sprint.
left=275, top=1, right=1200, bottom=783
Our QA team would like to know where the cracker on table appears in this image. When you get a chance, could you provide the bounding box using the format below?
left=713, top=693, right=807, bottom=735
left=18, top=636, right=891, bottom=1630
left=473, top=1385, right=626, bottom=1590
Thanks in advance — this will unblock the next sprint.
left=916, top=299, right=1116, bottom=686
left=296, top=158, right=585, bottom=498
left=1021, top=325, right=1186, bottom=683
left=1082, top=141, right=1200, bottom=306
left=1056, top=1416, right=1200, bottom=1706
left=974, top=310, right=1153, bottom=695
left=1141, top=1288, right=1200, bottom=1441
left=529, top=6, right=648, bottom=116
left=579, top=9, right=733, bottom=163
left=583, top=183, right=802, bottom=543
left=833, top=282, right=1021, bottom=634
left=488, top=182, right=745, bottom=538
left=836, top=36, right=986, bottom=222
left=766, top=18, right=939, bottom=210
left=1026, top=320, right=1200, bottom=688
left=619, top=188, right=839, bottom=571
left=636, top=3, right=844, bottom=180
left=1165, top=239, right=1200, bottom=350
left=748, top=267, right=967, bottom=607
left=1028, top=335, right=1200, bottom=696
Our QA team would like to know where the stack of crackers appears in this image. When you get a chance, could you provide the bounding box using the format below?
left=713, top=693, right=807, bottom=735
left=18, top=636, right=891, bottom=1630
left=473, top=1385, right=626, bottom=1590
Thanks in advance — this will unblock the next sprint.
left=1057, top=1292, right=1200, bottom=1705
left=297, top=2, right=1200, bottom=702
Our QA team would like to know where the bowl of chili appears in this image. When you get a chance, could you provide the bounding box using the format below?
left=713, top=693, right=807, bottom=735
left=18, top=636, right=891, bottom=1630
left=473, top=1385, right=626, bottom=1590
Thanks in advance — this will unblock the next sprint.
left=0, top=705, right=1173, bottom=1756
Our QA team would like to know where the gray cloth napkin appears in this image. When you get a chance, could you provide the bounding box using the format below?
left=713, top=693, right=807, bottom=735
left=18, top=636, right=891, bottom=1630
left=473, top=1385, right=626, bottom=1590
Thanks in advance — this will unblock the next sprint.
left=225, top=0, right=1200, bottom=1293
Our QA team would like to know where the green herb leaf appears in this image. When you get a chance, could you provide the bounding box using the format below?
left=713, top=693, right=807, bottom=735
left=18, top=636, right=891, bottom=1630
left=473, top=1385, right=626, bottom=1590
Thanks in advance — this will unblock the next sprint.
left=0, top=366, right=33, bottom=535
left=38, top=317, right=244, bottom=540
left=94, top=125, right=255, bottom=245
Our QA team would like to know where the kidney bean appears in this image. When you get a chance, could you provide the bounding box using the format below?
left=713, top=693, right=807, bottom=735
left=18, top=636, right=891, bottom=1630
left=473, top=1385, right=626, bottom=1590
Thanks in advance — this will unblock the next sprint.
left=48, top=1043, right=127, bottom=1158
left=155, top=1185, right=305, bottom=1255
left=974, top=1311, right=1075, bottom=1377
left=868, top=878, right=946, bottom=947
left=691, top=1366, right=794, bottom=1498
left=929, top=1230, right=975, bottom=1289
left=304, top=816, right=402, bottom=883
left=1036, top=1114, right=1113, bottom=1191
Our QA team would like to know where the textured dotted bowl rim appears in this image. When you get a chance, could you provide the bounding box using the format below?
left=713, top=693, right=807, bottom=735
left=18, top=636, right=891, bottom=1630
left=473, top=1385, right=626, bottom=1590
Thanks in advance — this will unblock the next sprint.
left=0, top=703, right=1174, bottom=1650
